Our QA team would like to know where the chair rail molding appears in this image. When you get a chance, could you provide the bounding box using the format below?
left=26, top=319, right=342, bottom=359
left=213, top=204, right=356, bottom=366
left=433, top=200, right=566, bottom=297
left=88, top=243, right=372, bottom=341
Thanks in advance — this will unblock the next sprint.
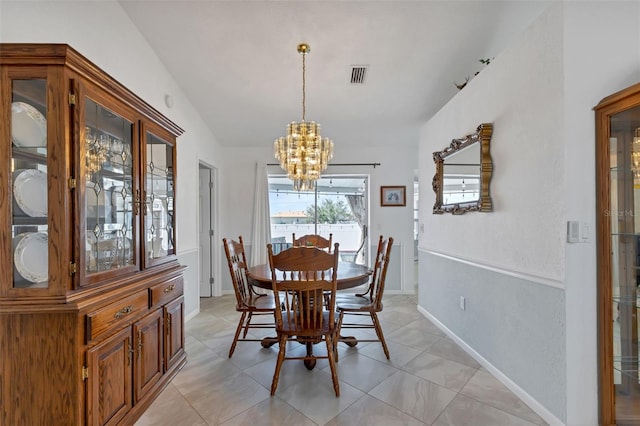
left=420, top=248, right=564, bottom=289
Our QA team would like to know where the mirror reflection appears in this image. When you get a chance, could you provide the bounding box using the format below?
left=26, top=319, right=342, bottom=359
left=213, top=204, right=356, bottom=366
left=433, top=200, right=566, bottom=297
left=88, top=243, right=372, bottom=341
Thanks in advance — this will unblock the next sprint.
left=442, top=143, right=480, bottom=206
left=433, top=123, right=493, bottom=214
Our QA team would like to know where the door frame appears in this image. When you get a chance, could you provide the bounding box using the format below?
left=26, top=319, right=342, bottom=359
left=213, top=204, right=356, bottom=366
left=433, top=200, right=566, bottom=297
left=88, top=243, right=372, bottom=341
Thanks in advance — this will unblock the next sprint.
left=198, top=161, right=219, bottom=297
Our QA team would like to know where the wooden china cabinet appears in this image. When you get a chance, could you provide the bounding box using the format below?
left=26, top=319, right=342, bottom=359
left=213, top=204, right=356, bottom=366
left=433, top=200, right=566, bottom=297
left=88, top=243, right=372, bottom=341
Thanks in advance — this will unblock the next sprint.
left=0, top=44, right=186, bottom=425
left=596, top=82, right=640, bottom=425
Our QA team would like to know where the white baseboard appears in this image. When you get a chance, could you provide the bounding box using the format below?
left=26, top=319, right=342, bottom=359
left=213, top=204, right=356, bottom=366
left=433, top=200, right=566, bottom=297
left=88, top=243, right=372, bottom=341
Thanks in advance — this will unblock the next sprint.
left=386, top=290, right=416, bottom=295
left=417, top=304, right=565, bottom=426
left=184, top=309, right=200, bottom=323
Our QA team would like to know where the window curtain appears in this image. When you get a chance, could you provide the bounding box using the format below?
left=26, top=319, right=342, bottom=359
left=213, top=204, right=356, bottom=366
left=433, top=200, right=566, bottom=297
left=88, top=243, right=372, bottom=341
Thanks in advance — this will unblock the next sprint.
left=251, top=162, right=272, bottom=267
left=345, top=194, right=367, bottom=262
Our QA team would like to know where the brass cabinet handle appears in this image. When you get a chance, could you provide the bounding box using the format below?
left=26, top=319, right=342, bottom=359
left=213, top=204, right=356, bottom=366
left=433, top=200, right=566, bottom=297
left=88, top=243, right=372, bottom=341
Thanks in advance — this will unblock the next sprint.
left=137, top=331, right=143, bottom=359
left=114, top=305, right=134, bottom=319
left=163, top=284, right=176, bottom=293
left=127, top=339, right=133, bottom=366
left=143, top=190, right=148, bottom=216
left=133, top=189, right=150, bottom=215
left=134, top=189, right=140, bottom=215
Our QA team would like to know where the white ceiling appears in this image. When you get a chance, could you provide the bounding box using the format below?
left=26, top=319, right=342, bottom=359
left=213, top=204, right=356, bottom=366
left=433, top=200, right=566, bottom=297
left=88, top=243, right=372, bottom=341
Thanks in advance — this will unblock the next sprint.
left=119, top=0, right=551, bottom=149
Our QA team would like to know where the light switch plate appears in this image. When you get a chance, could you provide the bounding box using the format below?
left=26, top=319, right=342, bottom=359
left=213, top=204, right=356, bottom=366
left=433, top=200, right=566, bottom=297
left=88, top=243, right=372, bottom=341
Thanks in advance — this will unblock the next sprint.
left=567, top=221, right=579, bottom=243
left=567, top=221, right=590, bottom=243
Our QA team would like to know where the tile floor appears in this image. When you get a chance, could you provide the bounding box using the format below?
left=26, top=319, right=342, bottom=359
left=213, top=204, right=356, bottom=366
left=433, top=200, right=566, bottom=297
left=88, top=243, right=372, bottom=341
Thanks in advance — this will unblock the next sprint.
left=136, top=294, right=548, bottom=426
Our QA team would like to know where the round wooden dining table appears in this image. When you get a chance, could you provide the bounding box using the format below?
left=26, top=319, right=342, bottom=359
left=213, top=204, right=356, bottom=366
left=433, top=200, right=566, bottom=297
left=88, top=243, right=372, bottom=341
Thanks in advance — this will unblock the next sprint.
left=246, top=261, right=372, bottom=290
left=246, top=261, right=371, bottom=369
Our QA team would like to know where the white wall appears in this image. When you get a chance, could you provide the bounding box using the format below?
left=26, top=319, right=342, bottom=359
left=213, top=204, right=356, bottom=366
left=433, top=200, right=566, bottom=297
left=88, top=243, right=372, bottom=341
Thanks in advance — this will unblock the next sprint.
left=419, top=9, right=565, bottom=280
left=419, top=3, right=640, bottom=425
left=219, top=144, right=417, bottom=294
left=0, top=1, right=224, bottom=319
left=419, top=4, right=566, bottom=423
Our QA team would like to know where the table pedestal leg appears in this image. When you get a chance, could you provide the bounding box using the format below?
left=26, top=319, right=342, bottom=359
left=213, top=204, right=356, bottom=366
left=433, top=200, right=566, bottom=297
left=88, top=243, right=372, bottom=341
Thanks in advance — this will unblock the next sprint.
left=340, top=336, right=358, bottom=347
left=261, top=337, right=318, bottom=370
left=261, top=337, right=278, bottom=348
left=303, top=342, right=316, bottom=370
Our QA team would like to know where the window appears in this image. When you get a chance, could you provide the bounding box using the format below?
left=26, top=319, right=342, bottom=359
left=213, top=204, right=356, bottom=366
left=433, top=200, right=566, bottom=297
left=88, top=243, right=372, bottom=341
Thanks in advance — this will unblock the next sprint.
left=268, top=175, right=369, bottom=264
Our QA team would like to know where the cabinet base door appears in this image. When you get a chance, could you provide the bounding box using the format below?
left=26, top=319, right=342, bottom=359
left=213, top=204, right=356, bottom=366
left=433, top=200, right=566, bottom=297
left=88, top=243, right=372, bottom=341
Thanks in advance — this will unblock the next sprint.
left=134, top=309, right=164, bottom=402
left=87, top=327, right=132, bottom=426
left=165, top=296, right=185, bottom=370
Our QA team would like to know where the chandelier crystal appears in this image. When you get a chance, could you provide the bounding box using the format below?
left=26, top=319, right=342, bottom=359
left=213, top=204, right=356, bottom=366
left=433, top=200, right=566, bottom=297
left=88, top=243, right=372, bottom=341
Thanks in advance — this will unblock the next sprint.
left=274, top=43, right=333, bottom=191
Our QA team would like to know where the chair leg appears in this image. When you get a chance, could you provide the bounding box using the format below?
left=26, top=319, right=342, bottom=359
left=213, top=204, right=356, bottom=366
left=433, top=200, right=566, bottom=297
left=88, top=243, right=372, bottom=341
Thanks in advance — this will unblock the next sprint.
left=371, top=312, right=390, bottom=359
left=229, top=312, right=247, bottom=358
left=335, top=311, right=345, bottom=362
left=243, top=312, right=253, bottom=338
left=325, top=334, right=340, bottom=397
left=333, top=328, right=340, bottom=363
left=270, top=335, right=287, bottom=396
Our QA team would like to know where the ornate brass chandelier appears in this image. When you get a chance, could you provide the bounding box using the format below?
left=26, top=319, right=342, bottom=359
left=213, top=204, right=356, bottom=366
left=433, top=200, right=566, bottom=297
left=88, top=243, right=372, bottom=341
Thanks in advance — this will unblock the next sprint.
left=274, top=43, right=333, bottom=191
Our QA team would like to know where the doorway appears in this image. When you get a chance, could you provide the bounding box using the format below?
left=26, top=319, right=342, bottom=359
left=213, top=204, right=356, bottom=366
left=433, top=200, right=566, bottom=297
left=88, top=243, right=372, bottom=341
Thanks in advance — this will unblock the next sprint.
left=198, top=163, right=216, bottom=297
left=413, top=171, right=419, bottom=292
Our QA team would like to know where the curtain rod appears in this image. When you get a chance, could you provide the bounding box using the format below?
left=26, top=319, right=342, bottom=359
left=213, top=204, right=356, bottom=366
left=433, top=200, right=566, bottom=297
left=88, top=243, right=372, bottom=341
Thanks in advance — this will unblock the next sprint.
left=267, top=162, right=380, bottom=168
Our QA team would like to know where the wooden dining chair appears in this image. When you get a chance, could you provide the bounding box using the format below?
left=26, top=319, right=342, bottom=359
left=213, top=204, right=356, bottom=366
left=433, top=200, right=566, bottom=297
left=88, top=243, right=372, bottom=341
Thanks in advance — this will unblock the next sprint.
left=267, top=243, right=341, bottom=397
left=335, top=236, right=393, bottom=361
left=292, top=233, right=333, bottom=253
left=223, top=236, right=277, bottom=358
left=292, top=233, right=335, bottom=308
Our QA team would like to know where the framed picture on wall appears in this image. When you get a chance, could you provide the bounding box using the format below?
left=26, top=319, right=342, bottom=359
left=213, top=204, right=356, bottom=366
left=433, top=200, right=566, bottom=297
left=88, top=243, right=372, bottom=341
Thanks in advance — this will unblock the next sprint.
left=380, top=186, right=406, bottom=207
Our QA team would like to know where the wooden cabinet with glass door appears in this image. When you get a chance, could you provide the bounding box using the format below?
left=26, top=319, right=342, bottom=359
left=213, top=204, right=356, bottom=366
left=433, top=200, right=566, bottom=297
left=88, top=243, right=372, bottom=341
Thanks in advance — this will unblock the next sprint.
left=596, top=82, right=640, bottom=426
left=0, top=44, right=186, bottom=425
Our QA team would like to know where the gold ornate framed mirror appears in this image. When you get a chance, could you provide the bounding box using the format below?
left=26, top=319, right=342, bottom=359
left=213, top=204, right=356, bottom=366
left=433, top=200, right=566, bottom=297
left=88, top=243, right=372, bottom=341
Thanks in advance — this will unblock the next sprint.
left=432, top=123, right=493, bottom=214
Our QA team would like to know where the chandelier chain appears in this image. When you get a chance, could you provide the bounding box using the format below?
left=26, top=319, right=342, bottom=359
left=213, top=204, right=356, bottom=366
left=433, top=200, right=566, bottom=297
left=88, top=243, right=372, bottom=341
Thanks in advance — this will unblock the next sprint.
left=301, top=50, right=306, bottom=122
left=274, top=43, right=333, bottom=191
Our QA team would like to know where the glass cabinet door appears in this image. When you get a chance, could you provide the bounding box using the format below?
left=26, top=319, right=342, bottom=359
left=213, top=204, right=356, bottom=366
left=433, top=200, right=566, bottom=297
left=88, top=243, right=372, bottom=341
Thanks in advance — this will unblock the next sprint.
left=143, top=127, right=175, bottom=267
left=11, top=78, right=49, bottom=289
left=82, top=97, right=136, bottom=282
left=608, top=106, right=640, bottom=424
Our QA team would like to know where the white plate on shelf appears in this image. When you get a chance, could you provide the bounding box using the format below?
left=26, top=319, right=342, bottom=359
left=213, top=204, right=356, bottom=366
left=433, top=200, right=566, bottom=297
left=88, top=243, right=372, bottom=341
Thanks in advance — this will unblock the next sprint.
left=12, top=101, right=47, bottom=148
left=13, top=169, right=47, bottom=217
left=13, top=232, right=48, bottom=284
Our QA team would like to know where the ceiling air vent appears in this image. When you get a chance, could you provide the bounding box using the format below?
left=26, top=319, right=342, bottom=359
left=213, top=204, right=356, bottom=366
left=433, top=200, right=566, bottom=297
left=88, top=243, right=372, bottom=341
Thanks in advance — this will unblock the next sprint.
left=350, top=66, right=368, bottom=84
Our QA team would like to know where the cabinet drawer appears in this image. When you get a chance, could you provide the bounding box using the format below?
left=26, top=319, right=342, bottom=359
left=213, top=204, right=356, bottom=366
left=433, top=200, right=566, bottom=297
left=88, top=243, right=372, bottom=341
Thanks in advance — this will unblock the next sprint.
left=86, top=290, right=149, bottom=342
left=149, top=276, right=183, bottom=308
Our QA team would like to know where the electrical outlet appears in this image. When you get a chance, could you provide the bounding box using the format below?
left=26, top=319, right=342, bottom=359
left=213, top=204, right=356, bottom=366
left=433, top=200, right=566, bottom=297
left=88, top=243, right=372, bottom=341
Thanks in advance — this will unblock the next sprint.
left=459, top=296, right=465, bottom=310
